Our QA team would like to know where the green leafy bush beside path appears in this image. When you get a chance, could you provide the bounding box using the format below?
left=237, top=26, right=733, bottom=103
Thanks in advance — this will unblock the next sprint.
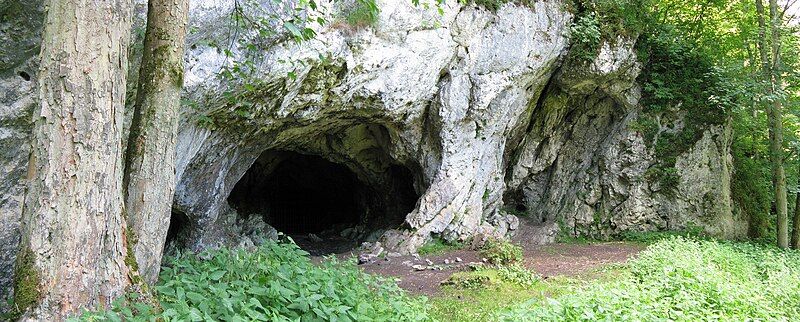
left=77, top=241, right=430, bottom=322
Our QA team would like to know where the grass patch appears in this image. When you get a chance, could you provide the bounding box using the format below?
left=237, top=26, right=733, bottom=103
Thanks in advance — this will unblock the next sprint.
left=619, top=226, right=707, bottom=244
left=431, top=265, right=554, bottom=322
left=479, top=238, right=523, bottom=265
left=498, top=237, right=800, bottom=321
left=418, top=237, right=465, bottom=256
left=431, top=265, right=611, bottom=322
left=558, top=227, right=707, bottom=245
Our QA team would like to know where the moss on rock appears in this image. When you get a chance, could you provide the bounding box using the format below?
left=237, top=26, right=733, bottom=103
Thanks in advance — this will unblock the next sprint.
left=10, top=246, right=41, bottom=318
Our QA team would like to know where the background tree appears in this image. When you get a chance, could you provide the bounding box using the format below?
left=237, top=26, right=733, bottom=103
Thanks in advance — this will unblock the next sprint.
left=123, top=0, right=190, bottom=284
left=13, top=0, right=135, bottom=319
left=754, top=0, right=793, bottom=248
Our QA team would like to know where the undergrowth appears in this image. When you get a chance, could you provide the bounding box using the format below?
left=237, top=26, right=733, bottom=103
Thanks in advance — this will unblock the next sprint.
left=619, top=224, right=707, bottom=244
left=74, top=240, right=430, bottom=321
left=418, top=237, right=465, bottom=256
left=342, top=0, right=379, bottom=27
left=479, top=238, right=524, bottom=265
left=433, top=262, right=545, bottom=321
left=498, top=237, right=800, bottom=321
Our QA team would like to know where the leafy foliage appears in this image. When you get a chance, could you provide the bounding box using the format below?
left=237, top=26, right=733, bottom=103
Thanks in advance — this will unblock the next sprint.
left=565, top=0, right=651, bottom=60
left=479, top=238, right=524, bottom=265
left=498, top=237, right=800, bottom=321
left=636, top=0, right=799, bottom=238
left=343, top=0, right=380, bottom=27
left=620, top=224, right=707, bottom=244
left=418, top=236, right=465, bottom=256
left=569, top=12, right=602, bottom=61
left=496, top=264, right=540, bottom=288
left=74, top=241, right=430, bottom=321
left=732, top=110, right=774, bottom=239
left=634, top=22, right=737, bottom=191
left=192, top=0, right=329, bottom=129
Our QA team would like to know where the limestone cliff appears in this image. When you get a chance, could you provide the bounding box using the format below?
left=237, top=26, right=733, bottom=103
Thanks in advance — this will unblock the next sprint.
left=0, top=0, right=746, bottom=307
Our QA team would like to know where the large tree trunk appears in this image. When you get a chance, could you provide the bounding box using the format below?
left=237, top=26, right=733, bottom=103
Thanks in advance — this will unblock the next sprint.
left=123, top=0, right=190, bottom=284
left=14, top=0, right=134, bottom=319
left=755, top=0, right=788, bottom=248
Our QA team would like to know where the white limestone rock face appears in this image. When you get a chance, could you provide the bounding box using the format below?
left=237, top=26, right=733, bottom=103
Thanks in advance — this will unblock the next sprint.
left=506, top=38, right=745, bottom=243
left=0, top=0, right=746, bottom=304
left=0, top=0, right=42, bottom=310
left=171, top=0, right=572, bottom=253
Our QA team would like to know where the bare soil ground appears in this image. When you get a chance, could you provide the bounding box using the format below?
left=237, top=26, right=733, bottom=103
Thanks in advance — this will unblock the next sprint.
left=357, top=241, right=643, bottom=296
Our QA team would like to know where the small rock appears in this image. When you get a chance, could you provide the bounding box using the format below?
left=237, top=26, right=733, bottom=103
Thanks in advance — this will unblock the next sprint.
left=428, top=266, right=436, bottom=270
left=482, top=258, right=488, bottom=262
left=358, top=254, right=377, bottom=265
left=402, top=260, right=413, bottom=266
left=444, top=259, right=450, bottom=265
left=425, top=259, right=434, bottom=265
left=413, top=254, right=421, bottom=261
left=412, top=264, right=426, bottom=271
left=387, top=252, right=402, bottom=258
left=455, top=257, right=463, bottom=262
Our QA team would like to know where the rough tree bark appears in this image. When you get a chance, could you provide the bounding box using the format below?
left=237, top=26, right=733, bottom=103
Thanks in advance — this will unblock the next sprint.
left=13, top=0, right=134, bottom=319
left=123, top=0, right=190, bottom=284
left=792, top=171, right=800, bottom=248
left=755, top=0, right=788, bottom=249
left=771, top=1, right=799, bottom=249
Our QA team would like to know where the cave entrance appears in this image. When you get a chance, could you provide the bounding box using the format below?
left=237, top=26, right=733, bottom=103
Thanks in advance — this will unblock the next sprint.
left=228, top=150, right=418, bottom=255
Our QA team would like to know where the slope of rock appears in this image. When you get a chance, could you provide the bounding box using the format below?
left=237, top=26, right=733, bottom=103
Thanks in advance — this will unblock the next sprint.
left=0, top=0, right=746, bottom=307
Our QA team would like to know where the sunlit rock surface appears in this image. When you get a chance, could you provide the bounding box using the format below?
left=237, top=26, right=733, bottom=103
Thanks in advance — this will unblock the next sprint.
left=0, top=0, right=745, bottom=307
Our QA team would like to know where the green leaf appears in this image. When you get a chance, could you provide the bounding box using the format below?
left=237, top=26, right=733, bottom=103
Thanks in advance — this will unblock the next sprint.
left=209, top=270, right=226, bottom=281
left=284, top=22, right=303, bottom=40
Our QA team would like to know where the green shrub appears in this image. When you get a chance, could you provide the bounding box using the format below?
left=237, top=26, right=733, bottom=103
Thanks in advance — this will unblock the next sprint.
left=620, top=225, right=706, bottom=244
left=644, top=166, right=680, bottom=193
left=418, top=237, right=465, bottom=256
left=498, top=237, right=800, bottom=321
left=731, top=114, right=773, bottom=239
left=480, top=239, right=524, bottom=266
left=497, top=264, right=540, bottom=288
left=75, top=241, right=430, bottom=321
left=569, top=12, right=602, bottom=61
left=343, top=0, right=379, bottom=27
left=441, top=270, right=495, bottom=289
left=634, top=25, right=734, bottom=191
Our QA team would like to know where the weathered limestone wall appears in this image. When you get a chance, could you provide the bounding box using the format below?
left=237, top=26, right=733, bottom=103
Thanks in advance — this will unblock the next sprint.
left=0, top=0, right=745, bottom=307
left=172, top=0, right=572, bottom=253
left=0, top=1, right=42, bottom=310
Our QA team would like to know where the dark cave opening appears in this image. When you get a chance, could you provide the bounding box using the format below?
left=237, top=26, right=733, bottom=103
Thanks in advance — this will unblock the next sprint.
left=228, top=150, right=419, bottom=254
left=164, top=209, right=191, bottom=255
left=265, top=153, right=359, bottom=234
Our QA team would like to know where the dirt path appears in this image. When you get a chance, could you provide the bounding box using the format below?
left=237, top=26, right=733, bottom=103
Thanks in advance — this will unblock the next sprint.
left=358, top=242, right=643, bottom=296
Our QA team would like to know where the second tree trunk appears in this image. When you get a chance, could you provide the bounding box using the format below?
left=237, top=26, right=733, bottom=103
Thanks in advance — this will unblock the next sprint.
left=123, top=0, right=190, bottom=283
